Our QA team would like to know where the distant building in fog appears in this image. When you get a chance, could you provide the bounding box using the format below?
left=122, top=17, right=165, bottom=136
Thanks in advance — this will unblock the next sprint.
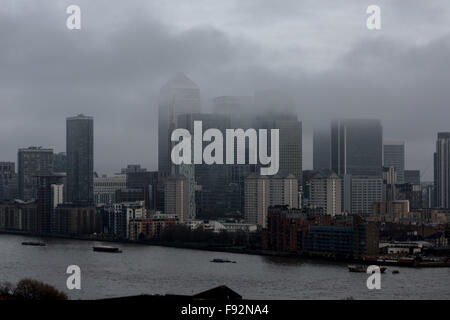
left=331, top=119, right=383, bottom=177
left=434, top=132, right=450, bottom=208
left=121, top=164, right=147, bottom=174
left=313, top=128, right=331, bottom=172
left=404, top=170, right=421, bottom=186
left=0, top=162, right=17, bottom=201
left=158, top=74, right=201, bottom=174
left=66, top=114, right=94, bottom=205
left=94, top=174, right=127, bottom=205
left=18, top=147, right=53, bottom=201
left=53, top=152, right=67, bottom=173
left=384, top=142, right=405, bottom=183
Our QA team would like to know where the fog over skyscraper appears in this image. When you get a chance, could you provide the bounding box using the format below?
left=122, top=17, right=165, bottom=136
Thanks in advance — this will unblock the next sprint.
left=313, top=128, right=331, bottom=172
left=331, top=119, right=383, bottom=177
left=66, top=114, right=94, bottom=205
left=158, top=73, right=201, bottom=174
left=384, top=141, right=405, bottom=184
left=434, top=132, right=450, bottom=209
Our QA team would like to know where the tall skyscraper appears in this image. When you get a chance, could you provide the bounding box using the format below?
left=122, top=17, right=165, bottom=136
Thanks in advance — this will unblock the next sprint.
left=158, top=73, right=201, bottom=174
left=18, top=147, right=54, bottom=201
left=177, top=113, right=231, bottom=218
left=383, top=141, right=405, bottom=183
left=434, top=132, right=450, bottom=209
left=313, top=128, right=331, bottom=172
left=331, top=119, right=383, bottom=177
left=0, top=162, right=17, bottom=201
left=255, top=113, right=302, bottom=184
left=66, top=114, right=94, bottom=205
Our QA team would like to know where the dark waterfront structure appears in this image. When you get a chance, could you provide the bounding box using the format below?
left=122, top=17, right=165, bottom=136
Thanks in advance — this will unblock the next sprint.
left=331, top=119, right=383, bottom=177
left=54, top=203, right=102, bottom=236
left=434, top=132, right=450, bottom=209
left=66, top=115, right=94, bottom=205
left=18, top=147, right=53, bottom=201
left=36, top=174, right=64, bottom=234
left=263, top=205, right=379, bottom=257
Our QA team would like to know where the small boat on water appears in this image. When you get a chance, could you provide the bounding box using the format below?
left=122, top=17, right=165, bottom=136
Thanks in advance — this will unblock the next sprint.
left=211, top=258, right=236, bottom=263
left=93, top=246, right=122, bottom=253
left=348, top=265, right=386, bottom=273
left=22, top=241, right=46, bottom=246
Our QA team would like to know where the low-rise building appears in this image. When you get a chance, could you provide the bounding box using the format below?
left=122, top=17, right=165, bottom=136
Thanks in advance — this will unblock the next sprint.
left=129, top=213, right=179, bottom=241
left=264, top=205, right=379, bottom=258
left=102, top=201, right=145, bottom=239
left=54, top=203, right=102, bottom=236
left=94, top=174, right=126, bottom=205
left=0, top=200, right=39, bottom=233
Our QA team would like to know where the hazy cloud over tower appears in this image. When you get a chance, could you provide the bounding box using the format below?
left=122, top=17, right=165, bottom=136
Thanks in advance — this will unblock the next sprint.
left=1, top=0, right=450, bottom=179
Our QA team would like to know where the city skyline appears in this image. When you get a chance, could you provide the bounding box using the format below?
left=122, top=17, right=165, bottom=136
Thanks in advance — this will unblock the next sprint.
left=2, top=1, right=450, bottom=179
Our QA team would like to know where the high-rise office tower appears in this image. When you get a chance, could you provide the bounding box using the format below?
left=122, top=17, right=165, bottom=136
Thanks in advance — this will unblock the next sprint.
left=404, top=170, right=421, bottom=185
left=0, top=162, right=17, bottom=201
left=177, top=113, right=231, bottom=218
left=313, top=128, right=331, bottom=172
left=331, top=119, right=383, bottom=177
left=255, top=113, right=302, bottom=185
left=66, top=114, right=94, bottom=205
left=434, top=132, right=450, bottom=208
left=254, top=91, right=302, bottom=184
left=383, top=141, right=405, bottom=183
left=18, top=147, right=54, bottom=201
left=213, top=96, right=258, bottom=214
left=158, top=73, right=201, bottom=174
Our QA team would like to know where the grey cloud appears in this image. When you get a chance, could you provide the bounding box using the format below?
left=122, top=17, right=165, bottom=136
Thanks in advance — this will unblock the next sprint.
left=1, top=0, right=450, bottom=180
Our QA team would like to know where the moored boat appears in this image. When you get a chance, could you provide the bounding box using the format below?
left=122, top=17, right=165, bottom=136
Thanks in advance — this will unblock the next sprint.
left=93, top=246, right=122, bottom=253
left=22, top=241, right=46, bottom=246
left=348, top=265, right=386, bottom=273
left=211, top=258, right=236, bottom=263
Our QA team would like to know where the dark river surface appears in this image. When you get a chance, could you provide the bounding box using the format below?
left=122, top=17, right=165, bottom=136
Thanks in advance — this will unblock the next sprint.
left=0, top=234, right=449, bottom=300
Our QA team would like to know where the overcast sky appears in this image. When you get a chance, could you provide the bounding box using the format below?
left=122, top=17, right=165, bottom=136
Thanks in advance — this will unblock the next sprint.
left=1, top=0, right=450, bottom=180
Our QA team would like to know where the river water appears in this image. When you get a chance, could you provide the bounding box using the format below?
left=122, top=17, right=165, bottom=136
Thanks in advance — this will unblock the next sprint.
left=0, top=234, right=448, bottom=300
